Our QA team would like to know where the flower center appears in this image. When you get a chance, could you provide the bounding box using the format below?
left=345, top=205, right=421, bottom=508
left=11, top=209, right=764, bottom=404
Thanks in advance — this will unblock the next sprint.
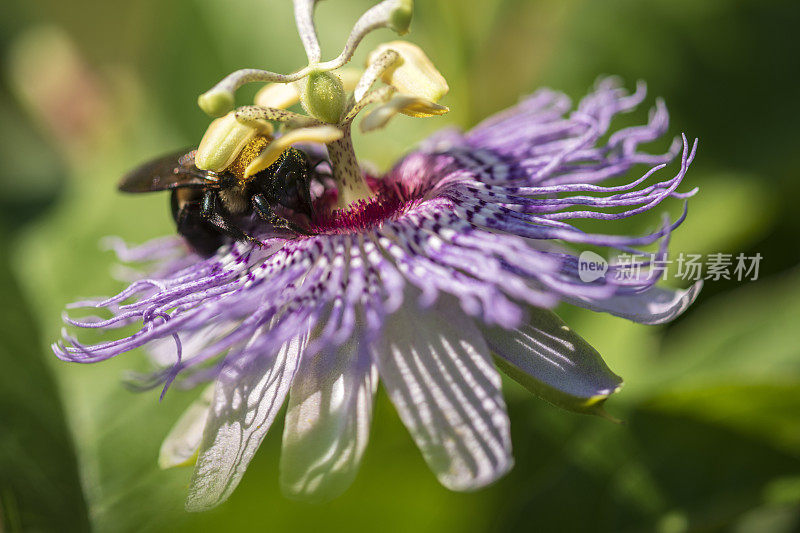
left=311, top=179, right=411, bottom=234
left=194, top=0, right=450, bottom=212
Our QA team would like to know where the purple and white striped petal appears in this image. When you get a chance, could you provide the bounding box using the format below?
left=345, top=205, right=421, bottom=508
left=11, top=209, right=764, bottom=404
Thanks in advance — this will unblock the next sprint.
left=280, top=334, right=378, bottom=502
left=372, top=299, right=513, bottom=490
left=564, top=281, right=703, bottom=325
left=186, top=335, right=306, bottom=511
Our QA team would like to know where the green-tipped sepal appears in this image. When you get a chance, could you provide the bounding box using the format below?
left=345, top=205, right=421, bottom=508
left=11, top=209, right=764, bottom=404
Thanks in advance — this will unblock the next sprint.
left=479, top=307, right=624, bottom=419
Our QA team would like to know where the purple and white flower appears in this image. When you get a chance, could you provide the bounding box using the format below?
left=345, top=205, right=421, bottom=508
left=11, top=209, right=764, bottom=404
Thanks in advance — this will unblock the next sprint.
left=55, top=0, right=699, bottom=511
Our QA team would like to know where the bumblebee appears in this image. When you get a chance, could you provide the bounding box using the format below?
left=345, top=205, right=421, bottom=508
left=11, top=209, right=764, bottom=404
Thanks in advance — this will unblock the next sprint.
left=119, top=138, right=318, bottom=257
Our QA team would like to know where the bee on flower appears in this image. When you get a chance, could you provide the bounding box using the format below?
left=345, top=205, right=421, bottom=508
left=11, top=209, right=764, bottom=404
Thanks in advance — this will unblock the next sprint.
left=55, top=0, right=700, bottom=511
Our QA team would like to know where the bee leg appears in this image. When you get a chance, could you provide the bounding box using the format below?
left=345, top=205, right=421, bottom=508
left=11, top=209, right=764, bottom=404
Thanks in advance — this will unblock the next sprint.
left=252, top=193, right=312, bottom=236
left=201, top=190, right=261, bottom=245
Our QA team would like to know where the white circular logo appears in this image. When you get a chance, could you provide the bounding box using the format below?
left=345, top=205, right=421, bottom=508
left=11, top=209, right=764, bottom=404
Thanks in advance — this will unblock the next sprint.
left=578, top=251, right=608, bottom=282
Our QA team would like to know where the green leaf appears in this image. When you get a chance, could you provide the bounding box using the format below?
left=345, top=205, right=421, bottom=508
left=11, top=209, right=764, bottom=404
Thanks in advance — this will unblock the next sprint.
left=0, top=231, right=89, bottom=532
left=645, top=383, right=800, bottom=458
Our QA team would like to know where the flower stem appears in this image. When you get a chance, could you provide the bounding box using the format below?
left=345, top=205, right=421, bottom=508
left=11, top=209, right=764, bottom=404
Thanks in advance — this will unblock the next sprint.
left=326, top=124, right=373, bottom=208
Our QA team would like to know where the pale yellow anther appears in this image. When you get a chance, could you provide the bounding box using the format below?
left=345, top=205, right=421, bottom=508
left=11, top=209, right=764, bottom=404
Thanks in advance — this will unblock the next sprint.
left=395, top=97, right=449, bottom=118
left=366, top=41, right=449, bottom=109
left=244, top=125, right=343, bottom=178
left=196, top=112, right=273, bottom=172
left=360, top=94, right=448, bottom=132
left=254, top=82, right=301, bottom=110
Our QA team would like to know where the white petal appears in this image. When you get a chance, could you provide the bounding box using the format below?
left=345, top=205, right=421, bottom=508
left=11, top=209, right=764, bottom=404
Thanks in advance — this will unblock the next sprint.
left=185, top=336, right=305, bottom=511
left=567, top=282, right=702, bottom=325
left=371, top=300, right=513, bottom=490
left=280, top=337, right=377, bottom=502
left=158, top=385, right=213, bottom=469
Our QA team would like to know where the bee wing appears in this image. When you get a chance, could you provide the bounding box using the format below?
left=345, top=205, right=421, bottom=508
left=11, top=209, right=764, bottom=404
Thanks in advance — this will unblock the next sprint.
left=118, top=149, right=217, bottom=192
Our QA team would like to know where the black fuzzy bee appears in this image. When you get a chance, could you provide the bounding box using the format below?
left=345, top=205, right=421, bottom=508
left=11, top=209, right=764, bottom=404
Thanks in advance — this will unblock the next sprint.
left=118, top=141, right=319, bottom=257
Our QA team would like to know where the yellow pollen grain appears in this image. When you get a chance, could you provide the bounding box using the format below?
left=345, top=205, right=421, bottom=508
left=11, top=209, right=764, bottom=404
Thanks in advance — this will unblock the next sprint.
left=227, top=135, right=273, bottom=182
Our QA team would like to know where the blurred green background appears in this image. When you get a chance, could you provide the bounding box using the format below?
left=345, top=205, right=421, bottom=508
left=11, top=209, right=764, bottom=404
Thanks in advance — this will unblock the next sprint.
left=1, top=0, right=798, bottom=531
